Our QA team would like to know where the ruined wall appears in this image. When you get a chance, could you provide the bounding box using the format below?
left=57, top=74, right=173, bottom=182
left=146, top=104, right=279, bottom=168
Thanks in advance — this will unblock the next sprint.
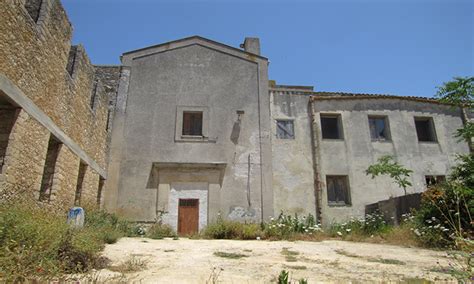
left=0, top=0, right=111, bottom=209
left=270, top=89, right=317, bottom=217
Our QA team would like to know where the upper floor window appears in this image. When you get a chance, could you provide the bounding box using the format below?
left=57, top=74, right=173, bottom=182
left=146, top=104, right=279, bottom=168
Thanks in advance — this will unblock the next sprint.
left=326, top=175, right=351, bottom=206
left=24, top=0, right=42, bottom=23
left=425, top=175, right=445, bottom=187
left=182, top=112, right=203, bottom=136
left=369, top=116, right=390, bottom=141
left=414, top=117, right=437, bottom=142
left=276, top=120, right=295, bottom=139
left=321, top=114, right=343, bottom=140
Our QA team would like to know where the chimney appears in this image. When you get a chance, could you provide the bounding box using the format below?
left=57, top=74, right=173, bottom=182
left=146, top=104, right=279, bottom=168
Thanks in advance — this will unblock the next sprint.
left=240, top=37, right=260, bottom=55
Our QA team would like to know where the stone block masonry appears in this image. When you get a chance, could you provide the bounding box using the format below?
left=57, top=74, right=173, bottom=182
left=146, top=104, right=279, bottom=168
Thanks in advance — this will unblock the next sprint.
left=0, top=0, right=118, bottom=210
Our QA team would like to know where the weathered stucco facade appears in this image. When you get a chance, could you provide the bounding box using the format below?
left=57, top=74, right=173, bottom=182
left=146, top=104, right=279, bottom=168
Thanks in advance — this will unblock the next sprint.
left=1, top=0, right=470, bottom=230
left=105, top=37, right=274, bottom=228
left=0, top=0, right=112, bottom=210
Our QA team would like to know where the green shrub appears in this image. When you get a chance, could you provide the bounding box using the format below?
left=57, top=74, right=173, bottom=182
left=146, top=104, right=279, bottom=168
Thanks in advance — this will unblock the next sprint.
left=0, top=201, right=134, bottom=282
left=413, top=155, right=473, bottom=248
left=203, top=215, right=262, bottom=240
left=146, top=223, right=176, bottom=239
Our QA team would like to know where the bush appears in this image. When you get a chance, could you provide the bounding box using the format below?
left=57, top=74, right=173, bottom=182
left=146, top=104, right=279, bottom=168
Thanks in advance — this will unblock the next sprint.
left=203, top=215, right=263, bottom=240
left=413, top=155, right=473, bottom=248
left=146, top=223, right=176, bottom=239
left=0, top=201, right=133, bottom=282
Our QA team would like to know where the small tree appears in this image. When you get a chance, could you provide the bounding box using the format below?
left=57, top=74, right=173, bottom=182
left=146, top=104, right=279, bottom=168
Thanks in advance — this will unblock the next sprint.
left=366, top=155, right=413, bottom=195
left=436, top=76, right=474, bottom=152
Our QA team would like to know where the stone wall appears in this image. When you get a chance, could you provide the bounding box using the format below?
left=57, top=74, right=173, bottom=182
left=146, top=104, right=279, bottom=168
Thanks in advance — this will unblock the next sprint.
left=0, top=0, right=113, bottom=209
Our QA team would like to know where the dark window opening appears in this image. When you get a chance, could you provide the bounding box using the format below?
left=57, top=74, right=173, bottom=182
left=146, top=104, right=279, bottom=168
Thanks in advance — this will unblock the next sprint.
left=415, top=117, right=437, bottom=142
left=0, top=106, right=18, bottom=174
left=369, top=116, right=390, bottom=141
left=75, top=162, right=87, bottom=206
left=90, top=80, right=98, bottom=110
left=182, top=112, right=203, bottom=136
left=276, top=120, right=295, bottom=139
left=425, top=175, right=446, bottom=187
left=39, top=136, right=61, bottom=201
left=97, top=177, right=105, bottom=206
left=326, top=175, right=351, bottom=206
left=24, top=0, right=43, bottom=22
left=66, top=46, right=78, bottom=77
left=321, top=115, right=343, bottom=139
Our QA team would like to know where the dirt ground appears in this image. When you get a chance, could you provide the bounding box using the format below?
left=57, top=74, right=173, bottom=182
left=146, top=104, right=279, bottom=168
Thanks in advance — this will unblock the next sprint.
left=89, top=237, right=456, bottom=283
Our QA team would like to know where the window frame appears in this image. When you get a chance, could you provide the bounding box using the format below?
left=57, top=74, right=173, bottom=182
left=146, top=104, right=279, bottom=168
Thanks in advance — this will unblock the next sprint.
left=326, top=175, right=352, bottom=207
left=425, top=175, right=446, bottom=187
left=368, top=115, right=391, bottom=142
left=175, top=106, right=210, bottom=142
left=320, top=113, right=344, bottom=140
left=275, top=119, right=295, bottom=140
left=414, top=117, right=438, bottom=143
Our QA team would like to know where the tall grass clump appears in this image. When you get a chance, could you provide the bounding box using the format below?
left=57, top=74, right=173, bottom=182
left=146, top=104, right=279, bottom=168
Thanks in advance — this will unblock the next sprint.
left=203, top=214, right=262, bottom=240
left=0, top=200, right=134, bottom=282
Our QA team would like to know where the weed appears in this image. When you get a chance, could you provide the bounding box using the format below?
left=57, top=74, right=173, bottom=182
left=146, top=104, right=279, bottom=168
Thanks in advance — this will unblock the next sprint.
left=109, top=256, right=147, bottom=273
left=277, top=270, right=308, bottom=284
left=164, top=249, right=175, bottom=252
left=213, top=251, right=248, bottom=259
left=206, top=266, right=224, bottom=284
left=203, top=215, right=262, bottom=240
left=278, top=270, right=289, bottom=284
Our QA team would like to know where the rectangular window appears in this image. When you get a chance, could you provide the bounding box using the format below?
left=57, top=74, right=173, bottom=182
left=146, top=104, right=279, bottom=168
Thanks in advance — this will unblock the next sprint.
left=414, top=117, right=437, bottom=142
left=369, top=116, right=390, bottom=141
left=39, top=136, right=61, bottom=201
left=326, top=175, right=351, bottom=206
left=182, top=112, right=203, bottom=136
left=425, top=175, right=446, bottom=187
left=75, top=162, right=87, bottom=206
left=321, top=114, right=343, bottom=139
left=276, top=120, right=295, bottom=139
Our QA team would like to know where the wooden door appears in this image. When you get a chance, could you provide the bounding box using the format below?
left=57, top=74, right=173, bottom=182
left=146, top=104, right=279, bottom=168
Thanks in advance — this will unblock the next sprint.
left=178, top=199, right=199, bottom=235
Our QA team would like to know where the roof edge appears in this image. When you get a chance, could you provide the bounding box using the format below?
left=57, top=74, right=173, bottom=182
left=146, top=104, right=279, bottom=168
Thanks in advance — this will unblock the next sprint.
left=122, top=35, right=268, bottom=60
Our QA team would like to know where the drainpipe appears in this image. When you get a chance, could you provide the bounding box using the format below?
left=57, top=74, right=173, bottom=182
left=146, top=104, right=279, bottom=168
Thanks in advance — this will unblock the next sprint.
left=308, top=98, right=323, bottom=225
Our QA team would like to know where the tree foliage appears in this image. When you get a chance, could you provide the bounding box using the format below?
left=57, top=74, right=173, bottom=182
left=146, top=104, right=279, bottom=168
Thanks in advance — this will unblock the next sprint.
left=436, top=76, right=474, bottom=109
left=365, top=155, right=413, bottom=195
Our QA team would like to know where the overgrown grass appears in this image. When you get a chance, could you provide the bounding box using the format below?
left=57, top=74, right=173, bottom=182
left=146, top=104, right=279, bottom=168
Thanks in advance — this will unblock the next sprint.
left=203, top=216, right=263, bottom=240
left=146, top=223, right=176, bottom=239
left=0, top=200, right=136, bottom=282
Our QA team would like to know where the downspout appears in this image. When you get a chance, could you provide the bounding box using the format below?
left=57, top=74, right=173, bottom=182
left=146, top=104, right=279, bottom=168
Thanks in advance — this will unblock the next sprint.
left=308, top=97, right=323, bottom=225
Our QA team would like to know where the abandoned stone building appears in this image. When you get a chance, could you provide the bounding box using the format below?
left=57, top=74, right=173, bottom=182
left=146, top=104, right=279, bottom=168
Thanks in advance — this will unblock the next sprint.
left=1, top=0, right=470, bottom=233
left=0, top=0, right=116, bottom=209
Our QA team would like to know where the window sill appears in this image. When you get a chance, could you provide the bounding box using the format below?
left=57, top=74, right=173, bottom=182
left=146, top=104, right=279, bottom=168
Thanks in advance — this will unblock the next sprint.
left=322, top=138, right=344, bottom=141
left=328, top=203, right=352, bottom=207
left=418, top=141, right=438, bottom=144
left=175, top=135, right=217, bottom=143
left=371, top=139, right=392, bottom=143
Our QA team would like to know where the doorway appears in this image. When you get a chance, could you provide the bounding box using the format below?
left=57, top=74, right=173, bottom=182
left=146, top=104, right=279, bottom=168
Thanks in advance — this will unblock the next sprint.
left=178, top=199, right=199, bottom=235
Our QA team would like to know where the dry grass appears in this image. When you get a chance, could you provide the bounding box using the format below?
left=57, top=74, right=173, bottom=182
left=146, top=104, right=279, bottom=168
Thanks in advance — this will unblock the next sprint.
left=109, top=256, right=147, bottom=273
left=213, top=251, right=248, bottom=259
